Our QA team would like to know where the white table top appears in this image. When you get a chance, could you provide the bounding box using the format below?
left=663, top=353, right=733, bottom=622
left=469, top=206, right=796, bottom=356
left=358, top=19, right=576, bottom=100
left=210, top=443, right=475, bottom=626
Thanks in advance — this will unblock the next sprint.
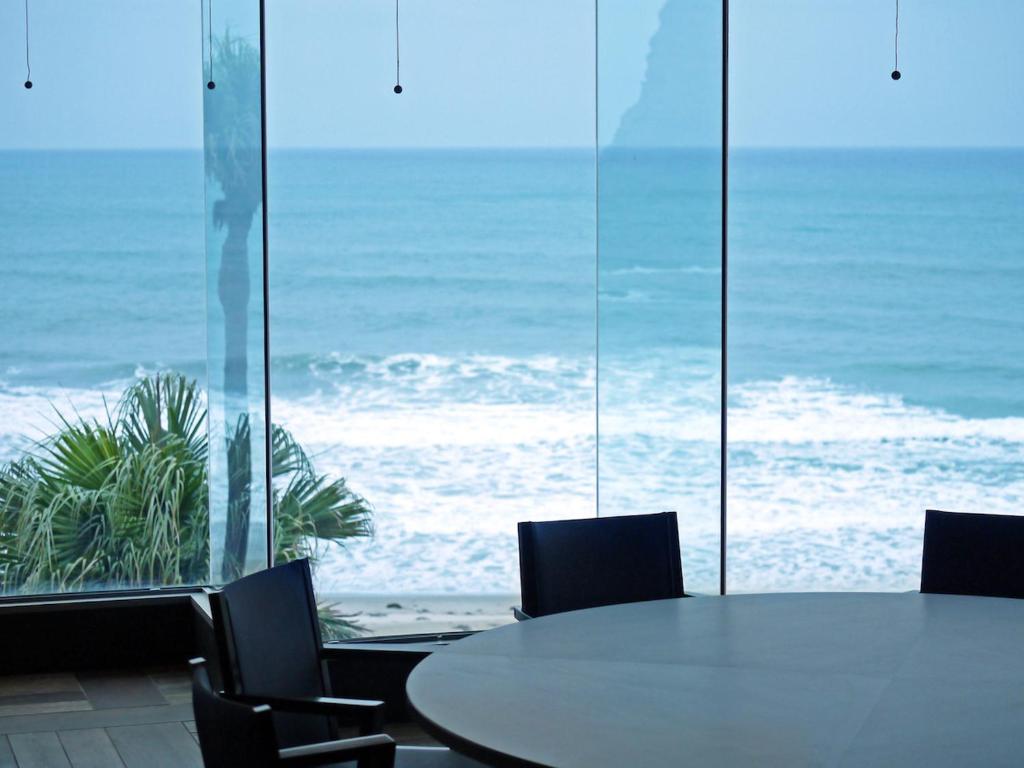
left=407, top=592, right=1024, bottom=767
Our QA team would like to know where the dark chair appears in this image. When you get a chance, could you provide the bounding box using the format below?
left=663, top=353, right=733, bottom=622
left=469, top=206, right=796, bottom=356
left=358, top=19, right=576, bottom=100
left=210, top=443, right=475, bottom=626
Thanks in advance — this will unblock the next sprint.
left=920, top=509, right=1024, bottom=599
left=191, top=657, right=396, bottom=768
left=210, top=558, right=485, bottom=768
left=517, top=511, right=685, bottom=619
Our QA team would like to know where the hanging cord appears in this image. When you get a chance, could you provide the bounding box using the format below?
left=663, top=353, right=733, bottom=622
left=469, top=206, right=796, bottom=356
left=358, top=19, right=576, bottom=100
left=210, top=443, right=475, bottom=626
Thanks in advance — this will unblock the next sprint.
left=393, top=0, right=402, bottom=93
left=891, top=0, right=901, bottom=80
left=206, top=0, right=216, bottom=89
left=23, top=0, right=32, bottom=89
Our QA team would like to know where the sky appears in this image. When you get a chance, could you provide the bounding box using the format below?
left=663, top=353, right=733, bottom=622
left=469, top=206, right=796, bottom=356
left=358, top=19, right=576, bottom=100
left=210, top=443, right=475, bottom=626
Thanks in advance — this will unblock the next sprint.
left=0, top=0, right=1021, bottom=149
left=730, top=0, right=1024, bottom=148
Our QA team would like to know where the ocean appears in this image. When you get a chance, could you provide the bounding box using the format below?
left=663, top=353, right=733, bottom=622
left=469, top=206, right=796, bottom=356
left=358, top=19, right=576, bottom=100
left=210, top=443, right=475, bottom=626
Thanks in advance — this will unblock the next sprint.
left=2, top=147, right=1022, bottom=599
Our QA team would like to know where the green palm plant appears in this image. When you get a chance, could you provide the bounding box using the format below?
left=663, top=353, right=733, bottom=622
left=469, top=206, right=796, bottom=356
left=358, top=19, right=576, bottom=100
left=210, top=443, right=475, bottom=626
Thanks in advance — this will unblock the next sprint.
left=0, top=374, right=371, bottom=638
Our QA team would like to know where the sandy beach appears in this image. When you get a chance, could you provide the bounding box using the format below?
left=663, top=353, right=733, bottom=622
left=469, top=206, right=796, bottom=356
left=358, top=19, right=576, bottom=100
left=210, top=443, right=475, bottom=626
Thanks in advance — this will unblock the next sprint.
left=323, top=594, right=519, bottom=638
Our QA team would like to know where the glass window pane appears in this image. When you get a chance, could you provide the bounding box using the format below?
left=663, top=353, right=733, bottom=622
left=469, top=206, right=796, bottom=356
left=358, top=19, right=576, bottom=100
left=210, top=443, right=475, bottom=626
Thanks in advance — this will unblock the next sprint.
left=266, top=0, right=596, bottom=637
left=729, top=1, right=1024, bottom=591
left=204, top=0, right=270, bottom=583
left=597, top=0, right=723, bottom=595
left=0, top=1, right=208, bottom=593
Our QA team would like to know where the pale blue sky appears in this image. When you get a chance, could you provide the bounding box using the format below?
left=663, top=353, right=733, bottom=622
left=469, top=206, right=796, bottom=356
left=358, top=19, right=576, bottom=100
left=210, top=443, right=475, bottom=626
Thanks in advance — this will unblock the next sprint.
left=731, top=0, right=1024, bottom=148
left=0, top=0, right=1020, bottom=149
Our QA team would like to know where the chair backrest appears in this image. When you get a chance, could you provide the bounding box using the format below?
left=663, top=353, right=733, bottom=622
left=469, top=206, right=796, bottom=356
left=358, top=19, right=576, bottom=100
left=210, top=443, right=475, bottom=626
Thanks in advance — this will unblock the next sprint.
left=190, top=657, right=279, bottom=768
left=518, top=512, right=685, bottom=618
left=211, top=558, right=335, bottom=748
left=921, top=509, right=1024, bottom=598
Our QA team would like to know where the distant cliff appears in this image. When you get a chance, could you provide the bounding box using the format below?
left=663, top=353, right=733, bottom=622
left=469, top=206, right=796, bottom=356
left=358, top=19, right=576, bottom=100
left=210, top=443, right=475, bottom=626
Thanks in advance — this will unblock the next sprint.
left=612, top=0, right=722, bottom=147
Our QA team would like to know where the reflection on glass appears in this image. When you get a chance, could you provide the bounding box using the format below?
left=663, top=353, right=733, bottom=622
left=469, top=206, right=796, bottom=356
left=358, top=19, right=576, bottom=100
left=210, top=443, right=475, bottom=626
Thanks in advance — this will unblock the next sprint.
left=204, top=0, right=269, bottom=583
left=0, top=2, right=207, bottom=593
left=266, top=0, right=596, bottom=635
left=597, top=0, right=723, bottom=594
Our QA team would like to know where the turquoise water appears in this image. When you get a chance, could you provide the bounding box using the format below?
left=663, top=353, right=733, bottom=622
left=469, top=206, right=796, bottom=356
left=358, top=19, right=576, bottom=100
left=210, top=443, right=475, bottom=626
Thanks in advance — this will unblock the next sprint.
left=1, top=148, right=1022, bottom=594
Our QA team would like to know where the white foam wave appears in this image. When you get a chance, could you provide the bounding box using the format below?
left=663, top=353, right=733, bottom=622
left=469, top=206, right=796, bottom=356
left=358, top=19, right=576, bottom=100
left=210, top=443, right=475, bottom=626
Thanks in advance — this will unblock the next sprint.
left=0, top=384, right=120, bottom=460
left=730, top=376, right=1024, bottom=443
left=292, top=352, right=594, bottom=407
left=3, top=360, right=1023, bottom=595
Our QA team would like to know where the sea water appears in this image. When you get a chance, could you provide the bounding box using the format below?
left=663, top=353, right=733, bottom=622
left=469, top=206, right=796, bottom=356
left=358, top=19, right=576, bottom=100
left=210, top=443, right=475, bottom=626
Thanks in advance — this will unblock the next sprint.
left=1, top=148, right=1022, bottom=596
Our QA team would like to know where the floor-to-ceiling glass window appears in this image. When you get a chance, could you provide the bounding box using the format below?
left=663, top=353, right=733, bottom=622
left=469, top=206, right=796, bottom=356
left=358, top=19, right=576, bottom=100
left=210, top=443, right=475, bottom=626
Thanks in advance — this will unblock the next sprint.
left=265, top=1, right=596, bottom=636
left=0, top=1, right=209, bottom=593
left=12, top=0, right=1020, bottom=612
left=729, top=0, right=1024, bottom=591
left=597, top=0, right=723, bottom=595
left=203, top=0, right=270, bottom=585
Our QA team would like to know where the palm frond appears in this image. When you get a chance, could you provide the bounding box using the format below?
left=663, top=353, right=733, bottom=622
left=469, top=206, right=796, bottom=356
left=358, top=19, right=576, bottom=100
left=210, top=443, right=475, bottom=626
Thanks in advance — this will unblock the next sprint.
left=271, top=424, right=373, bottom=565
left=0, top=372, right=373, bottom=639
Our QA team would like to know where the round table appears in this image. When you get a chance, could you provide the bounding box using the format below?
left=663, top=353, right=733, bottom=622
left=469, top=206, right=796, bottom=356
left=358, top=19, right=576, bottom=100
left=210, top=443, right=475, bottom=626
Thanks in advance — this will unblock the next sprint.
left=406, top=593, right=1024, bottom=767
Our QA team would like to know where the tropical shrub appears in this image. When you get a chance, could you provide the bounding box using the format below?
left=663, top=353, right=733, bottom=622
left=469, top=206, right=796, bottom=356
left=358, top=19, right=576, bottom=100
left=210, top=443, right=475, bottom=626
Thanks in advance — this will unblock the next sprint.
left=0, top=374, right=371, bottom=638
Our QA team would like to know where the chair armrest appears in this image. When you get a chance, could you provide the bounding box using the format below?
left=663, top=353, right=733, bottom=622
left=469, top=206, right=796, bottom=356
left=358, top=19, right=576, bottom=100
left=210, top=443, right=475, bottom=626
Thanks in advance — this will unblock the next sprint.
left=278, top=734, right=396, bottom=768
left=512, top=606, right=532, bottom=621
left=229, top=693, right=385, bottom=734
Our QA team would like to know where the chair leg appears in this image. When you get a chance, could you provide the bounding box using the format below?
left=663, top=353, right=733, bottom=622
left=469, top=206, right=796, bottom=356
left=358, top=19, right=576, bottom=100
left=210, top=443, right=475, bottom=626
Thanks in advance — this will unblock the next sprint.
left=357, top=741, right=396, bottom=768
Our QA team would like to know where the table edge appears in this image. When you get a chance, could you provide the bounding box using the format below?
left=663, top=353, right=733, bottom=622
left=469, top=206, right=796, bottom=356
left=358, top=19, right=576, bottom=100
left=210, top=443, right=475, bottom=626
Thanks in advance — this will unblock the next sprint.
left=405, top=592, right=1024, bottom=767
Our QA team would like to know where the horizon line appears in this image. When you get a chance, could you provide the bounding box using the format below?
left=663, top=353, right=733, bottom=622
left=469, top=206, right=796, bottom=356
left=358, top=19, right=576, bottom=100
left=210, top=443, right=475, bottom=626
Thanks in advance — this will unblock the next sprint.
left=1, top=144, right=1022, bottom=152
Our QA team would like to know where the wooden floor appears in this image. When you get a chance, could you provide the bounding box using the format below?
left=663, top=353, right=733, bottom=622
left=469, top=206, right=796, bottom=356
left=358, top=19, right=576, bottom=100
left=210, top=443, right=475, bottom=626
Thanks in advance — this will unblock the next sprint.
left=0, top=668, right=436, bottom=767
